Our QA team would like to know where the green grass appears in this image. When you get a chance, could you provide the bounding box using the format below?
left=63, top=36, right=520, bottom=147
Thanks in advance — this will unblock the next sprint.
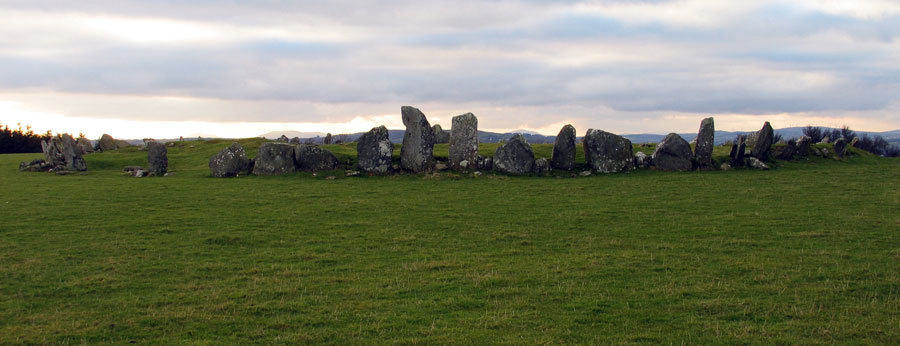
left=1, top=140, right=898, bottom=344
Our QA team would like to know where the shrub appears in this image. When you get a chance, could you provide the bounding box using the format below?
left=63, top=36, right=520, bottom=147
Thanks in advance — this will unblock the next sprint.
left=803, top=126, right=824, bottom=143
left=0, top=121, right=52, bottom=154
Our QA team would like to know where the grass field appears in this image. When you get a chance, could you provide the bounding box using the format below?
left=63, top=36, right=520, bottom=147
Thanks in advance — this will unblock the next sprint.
left=1, top=140, right=899, bottom=344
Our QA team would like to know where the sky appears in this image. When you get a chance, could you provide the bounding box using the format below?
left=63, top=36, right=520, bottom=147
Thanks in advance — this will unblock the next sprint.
left=1, top=0, right=899, bottom=139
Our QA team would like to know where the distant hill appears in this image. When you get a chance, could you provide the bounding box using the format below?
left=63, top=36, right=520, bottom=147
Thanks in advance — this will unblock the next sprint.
left=259, top=131, right=327, bottom=139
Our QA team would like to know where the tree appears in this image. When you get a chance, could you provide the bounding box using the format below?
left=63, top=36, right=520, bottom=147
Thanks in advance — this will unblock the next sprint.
left=802, top=126, right=824, bottom=143
left=0, top=121, right=52, bottom=154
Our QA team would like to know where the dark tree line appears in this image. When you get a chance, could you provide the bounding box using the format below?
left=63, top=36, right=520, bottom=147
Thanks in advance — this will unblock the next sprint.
left=0, top=121, right=53, bottom=154
left=803, top=125, right=898, bottom=157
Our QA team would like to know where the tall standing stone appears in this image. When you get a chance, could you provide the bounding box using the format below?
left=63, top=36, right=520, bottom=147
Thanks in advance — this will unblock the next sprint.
left=551, top=124, right=576, bottom=171
left=400, top=106, right=435, bottom=173
left=750, top=122, right=774, bottom=160
left=209, top=142, right=252, bottom=177
left=252, top=142, right=296, bottom=176
left=652, top=133, right=693, bottom=172
left=77, top=135, right=93, bottom=153
left=324, top=133, right=333, bottom=145
left=693, top=117, right=715, bottom=168
left=493, top=134, right=535, bottom=175
left=449, top=113, right=478, bottom=170
left=730, top=135, right=747, bottom=166
left=357, top=125, right=393, bottom=174
left=41, top=134, right=87, bottom=171
left=583, top=129, right=634, bottom=173
left=147, top=141, right=168, bottom=176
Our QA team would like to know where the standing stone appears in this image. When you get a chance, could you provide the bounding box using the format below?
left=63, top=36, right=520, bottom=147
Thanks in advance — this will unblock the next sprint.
left=750, top=122, right=774, bottom=160
left=693, top=117, right=715, bottom=168
left=294, top=145, right=339, bottom=171
left=849, top=136, right=860, bottom=148
left=834, top=138, right=847, bottom=157
left=400, top=106, right=435, bottom=173
left=289, top=137, right=301, bottom=145
left=252, top=142, right=296, bottom=176
left=730, top=135, right=747, bottom=167
left=357, top=125, right=393, bottom=174
left=324, top=133, right=333, bottom=145
left=98, top=134, right=118, bottom=152
left=583, top=129, right=634, bottom=173
left=533, top=158, right=550, bottom=175
left=551, top=124, right=576, bottom=171
left=633, top=151, right=652, bottom=168
left=652, top=133, right=693, bottom=172
left=77, top=135, right=93, bottom=153
left=493, top=134, right=535, bottom=175
left=432, top=125, right=450, bottom=144
left=209, top=142, right=252, bottom=177
left=796, top=136, right=811, bottom=157
left=449, top=113, right=478, bottom=170
left=147, top=142, right=168, bottom=176
left=277, top=135, right=290, bottom=143
left=59, top=134, right=87, bottom=171
left=476, top=155, right=493, bottom=171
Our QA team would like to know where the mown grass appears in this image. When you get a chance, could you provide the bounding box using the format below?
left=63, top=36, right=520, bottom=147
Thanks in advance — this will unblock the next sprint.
left=1, top=140, right=898, bottom=344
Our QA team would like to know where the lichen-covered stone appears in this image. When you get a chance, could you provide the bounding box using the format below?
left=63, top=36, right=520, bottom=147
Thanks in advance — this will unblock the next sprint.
left=750, top=122, right=774, bottom=160
left=449, top=113, right=478, bottom=171
left=533, top=158, right=550, bottom=175
left=583, top=129, right=634, bottom=173
left=146, top=141, right=168, bottom=176
left=357, top=125, right=393, bottom=174
left=493, top=134, right=535, bottom=175
left=652, top=133, right=692, bottom=172
left=432, top=124, right=450, bottom=144
left=252, top=142, right=296, bottom=176
left=551, top=124, right=576, bottom=171
left=694, top=117, right=715, bottom=168
left=98, top=134, right=118, bottom=152
left=294, top=145, right=339, bottom=171
left=400, top=106, right=435, bottom=173
left=209, top=142, right=252, bottom=177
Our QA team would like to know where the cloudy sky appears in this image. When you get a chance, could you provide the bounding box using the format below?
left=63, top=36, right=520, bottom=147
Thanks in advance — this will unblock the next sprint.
left=1, top=0, right=899, bottom=138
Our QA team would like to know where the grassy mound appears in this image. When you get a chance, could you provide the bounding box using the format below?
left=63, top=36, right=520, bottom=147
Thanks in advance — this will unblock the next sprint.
left=1, top=140, right=897, bottom=344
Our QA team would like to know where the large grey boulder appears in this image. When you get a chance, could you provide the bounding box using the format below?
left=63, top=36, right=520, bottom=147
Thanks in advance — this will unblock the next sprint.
left=357, top=125, right=393, bottom=174
left=209, top=142, right=252, bottom=177
left=493, top=134, right=535, bottom=175
left=98, top=134, right=118, bottom=152
left=551, top=124, right=576, bottom=171
left=432, top=124, right=450, bottom=144
left=730, top=135, right=747, bottom=167
left=294, top=145, right=339, bottom=171
left=146, top=142, right=168, bottom=176
left=400, top=106, right=435, bottom=173
left=796, top=136, right=811, bottom=157
left=750, top=122, right=774, bottom=160
left=252, top=142, right=296, bottom=176
left=693, top=117, right=715, bottom=168
left=583, top=129, right=634, bottom=173
left=652, top=133, right=693, bottom=172
left=449, top=113, right=478, bottom=170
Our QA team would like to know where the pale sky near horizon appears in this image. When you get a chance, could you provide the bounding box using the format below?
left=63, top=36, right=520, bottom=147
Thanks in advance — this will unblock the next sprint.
left=1, top=0, right=899, bottom=139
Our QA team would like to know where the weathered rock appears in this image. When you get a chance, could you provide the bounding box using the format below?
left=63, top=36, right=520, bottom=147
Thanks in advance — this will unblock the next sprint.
left=435, top=162, right=449, bottom=171
left=324, top=133, right=333, bottom=145
left=146, top=142, right=168, bottom=176
left=820, top=136, right=831, bottom=144
left=579, top=171, right=592, bottom=177
left=19, top=158, right=50, bottom=172
left=796, top=136, right=811, bottom=157
left=357, top=125, right=393, bottom=174
left=652, top=133, right=693, bottom=172
left=123, top=166, right=143, bottom=172
left=750, top=122, right=774, bottom=160
left=432, top=124, right=450, bottom=144
left=849, top=136, right=860, bottom=148
left=730, top=135, right=747, bottom=167
left=778, top=139, right=797, bottom=160
left=400, top=106, right=435, bottom=173
left=41, top=134, right=87, bottom=171
left=833, top=138, right=847, bottom=157
left=252, top=142, right=296, bottom=176
left=551, top=124, right=576, bottom=171
left=693, top=117, right=715, bottom=168
left=277, top=135, right=289, bottom=143
left=290, top=137, right=301, bottom=145
left=748, top=157, right=770, bottom=170
left=633, top=151, right=652, bottom=168
left=533, top=158, right=550, bottom=175
left=583, top=129, right=634, bottom=173
left=449, top=113, right=478, bottom=170
left=720, top=163, right=732, bottom=171
left=476, top=155, right=493, bottom=171
left=209, top=143, right=252, bottom=177
left=493, top=134, right=535, bottom=175
left=294, top=145, right=339, bottom=171
left=98, top=134, right=118, bottom=152
left=77, top=135, right=93, bottom=153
